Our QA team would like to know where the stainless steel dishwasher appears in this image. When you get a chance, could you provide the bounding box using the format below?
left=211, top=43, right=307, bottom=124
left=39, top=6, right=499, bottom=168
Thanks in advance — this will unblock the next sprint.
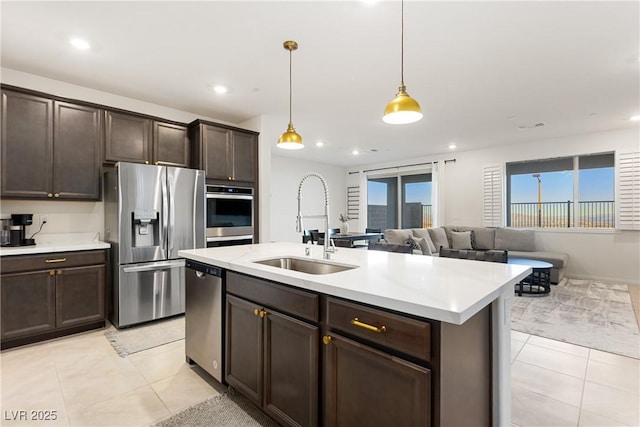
left=185, top=259, right=223, bottom=383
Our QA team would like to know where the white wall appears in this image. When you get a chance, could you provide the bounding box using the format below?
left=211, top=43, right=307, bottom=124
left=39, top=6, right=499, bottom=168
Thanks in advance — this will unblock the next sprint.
left=348, top=127, right=640, bottom=284
left=270, top=155, right=347, bottom=243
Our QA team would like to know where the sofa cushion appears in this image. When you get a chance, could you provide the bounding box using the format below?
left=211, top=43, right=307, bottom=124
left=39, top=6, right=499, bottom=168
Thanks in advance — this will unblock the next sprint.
left=509, top=251, right=568, bottom=269
left=414, top=237, right=432, bottom=255
left=495, top=228, right=535, bottom=252
left=471, top=227, right=496, bottom=250
left=384, top=229, right=413, bottom=245
left=411, top=229, right=436, bottom=253
left=451, top=231, right=474, bottom=250
left=427, top=227, right=449, bottom=250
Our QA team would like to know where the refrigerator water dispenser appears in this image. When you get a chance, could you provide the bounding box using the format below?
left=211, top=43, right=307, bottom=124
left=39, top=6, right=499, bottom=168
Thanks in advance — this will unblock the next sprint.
left=132, top=210, right=159, bottom=247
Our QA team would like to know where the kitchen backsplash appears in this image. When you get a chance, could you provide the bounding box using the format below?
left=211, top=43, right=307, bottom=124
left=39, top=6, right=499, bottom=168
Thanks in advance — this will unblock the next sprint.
left=1, top=200, right=104, bottom=239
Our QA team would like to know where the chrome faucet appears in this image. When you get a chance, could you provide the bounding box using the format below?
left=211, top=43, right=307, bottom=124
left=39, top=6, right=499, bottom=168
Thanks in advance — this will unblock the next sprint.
left=296, top=172, right=336, bottom=259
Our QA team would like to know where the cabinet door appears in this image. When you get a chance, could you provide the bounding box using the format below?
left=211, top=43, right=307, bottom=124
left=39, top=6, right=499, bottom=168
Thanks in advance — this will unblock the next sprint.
left=231, top=131, right=256, bottom=183
left=55, top=264, right=105, bottom=329
left=202, top=125, right=231, bottom=181
left=1, top=270, right=56, bottom=340
left=324, top=333, right=431, bottom=427
left=54, top=101, right=102, bottom=199
left=104, top=110, right=151, bottom=164
left=1, top=89, right=53, bottom=198
left=153, top=121, right=189, bottom=167
left=264, top=309, right=319, bottom=427
left=225, top=294, right=263, bottom=406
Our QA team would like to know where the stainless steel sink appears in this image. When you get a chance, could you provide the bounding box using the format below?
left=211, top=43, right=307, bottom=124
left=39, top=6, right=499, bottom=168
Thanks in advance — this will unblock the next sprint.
left=253, top=257, right=357, bottom=275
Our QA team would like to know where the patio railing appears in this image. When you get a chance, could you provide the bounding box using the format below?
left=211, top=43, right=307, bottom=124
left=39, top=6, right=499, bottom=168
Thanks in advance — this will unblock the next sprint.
left=509, top=201, right=614, bottom=228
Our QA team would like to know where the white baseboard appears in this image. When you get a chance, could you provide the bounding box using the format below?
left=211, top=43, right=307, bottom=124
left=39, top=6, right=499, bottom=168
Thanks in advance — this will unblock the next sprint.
left=566, top=274, right=640, bottom=286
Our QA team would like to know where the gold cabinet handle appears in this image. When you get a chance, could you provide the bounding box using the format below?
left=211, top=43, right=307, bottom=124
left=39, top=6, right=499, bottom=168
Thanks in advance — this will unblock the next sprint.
left=322, top=335, right=332, bottom=345
left=56, top=270, right=62, bottom=275
left=351, top=317, right=387, bottom=333
left=154, top=161, right=159, bottom=165
left=145, top=160, right=149, bottom=164
left=47, top=193, right=53, bottom=198
left=49, top=270, right=55, bottom=276
left=54, top=193, right=60, bottom=198
left=45, top=258, right=67, bottom=264
left=253, top=308, right=267, bottom=318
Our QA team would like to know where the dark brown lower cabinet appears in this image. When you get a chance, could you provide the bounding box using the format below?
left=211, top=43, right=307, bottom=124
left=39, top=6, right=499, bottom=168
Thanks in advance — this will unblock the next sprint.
left=226, top=288, right=319, bottom=427
left=1, top=270, right=56, bottom=340
left=323, top=333, right=431, bottom=427
left=0, top=250, right=107, bottom=349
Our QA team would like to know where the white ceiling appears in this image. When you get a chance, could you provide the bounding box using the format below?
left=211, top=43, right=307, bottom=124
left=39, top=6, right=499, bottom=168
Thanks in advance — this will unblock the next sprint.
left=2, top=1, right=638, bottom=167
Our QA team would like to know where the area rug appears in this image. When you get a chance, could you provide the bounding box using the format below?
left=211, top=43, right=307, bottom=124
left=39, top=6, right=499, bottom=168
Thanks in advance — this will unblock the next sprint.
left=104, top=315, right=185, bottom=357
left=511, top=279, right=640, bottom=359
left=153, top=388, right=279, bottom=427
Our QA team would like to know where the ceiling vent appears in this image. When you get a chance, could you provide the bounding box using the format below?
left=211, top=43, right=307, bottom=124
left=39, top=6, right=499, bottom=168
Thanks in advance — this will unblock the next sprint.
left=518, top=122, right=546, bottom=130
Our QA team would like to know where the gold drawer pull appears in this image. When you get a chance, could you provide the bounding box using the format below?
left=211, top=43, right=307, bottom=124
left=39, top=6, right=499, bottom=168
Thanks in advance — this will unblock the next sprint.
left=322, top=335, right=332, bottom=345
left=45, top=258, right=67, bottom=264
left=351, top=317, right=387, bottom=333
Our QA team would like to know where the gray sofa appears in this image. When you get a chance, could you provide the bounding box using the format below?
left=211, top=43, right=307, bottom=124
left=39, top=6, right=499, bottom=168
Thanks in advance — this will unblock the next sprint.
left=383, top=226, right=569, bottom=284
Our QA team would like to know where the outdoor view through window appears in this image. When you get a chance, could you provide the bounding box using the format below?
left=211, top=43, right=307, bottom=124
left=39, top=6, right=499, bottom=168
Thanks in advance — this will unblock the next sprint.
left=368, top=174, right=432, bottom=230
left=507, top=153, right=615, bottom=228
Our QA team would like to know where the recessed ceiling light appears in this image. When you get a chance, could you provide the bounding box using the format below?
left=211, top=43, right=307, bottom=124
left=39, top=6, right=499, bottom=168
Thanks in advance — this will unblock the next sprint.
left=630, top=115, right=640, bottom=121
left=449, top=143, right=457, bottom=150
left=213, top=85, right=228, bottom=94
left=352, top=150, right=359, bottom=155
left=69, top=38, right=90, bottom=50
left=316, top=141, right=324, bottom=147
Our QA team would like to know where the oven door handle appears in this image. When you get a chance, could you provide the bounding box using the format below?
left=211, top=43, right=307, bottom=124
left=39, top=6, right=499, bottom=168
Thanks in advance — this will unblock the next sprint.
left=207, top=194, right=253, bottom=200
left=207, top=235, right=254, bottom=242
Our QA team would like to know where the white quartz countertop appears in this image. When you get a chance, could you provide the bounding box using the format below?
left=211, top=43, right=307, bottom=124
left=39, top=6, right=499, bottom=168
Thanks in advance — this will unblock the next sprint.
left=179, top=242, right=531, bottom=325
left=0, top=232, right=110, bottom=256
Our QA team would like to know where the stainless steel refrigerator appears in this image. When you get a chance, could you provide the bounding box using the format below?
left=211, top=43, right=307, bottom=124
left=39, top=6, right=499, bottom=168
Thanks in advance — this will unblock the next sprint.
left=104, top=162, right=205, bottom=328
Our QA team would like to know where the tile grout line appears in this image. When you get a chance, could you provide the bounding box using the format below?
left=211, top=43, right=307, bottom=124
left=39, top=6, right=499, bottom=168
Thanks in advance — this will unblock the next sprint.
left=48, top=341, right=72, bottom=427
left=574, top=348, right=591, bottom=427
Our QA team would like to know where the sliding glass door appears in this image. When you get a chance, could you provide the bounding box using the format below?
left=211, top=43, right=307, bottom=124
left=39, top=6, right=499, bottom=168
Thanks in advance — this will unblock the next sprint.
left=367, top=173, right=432, bottom=230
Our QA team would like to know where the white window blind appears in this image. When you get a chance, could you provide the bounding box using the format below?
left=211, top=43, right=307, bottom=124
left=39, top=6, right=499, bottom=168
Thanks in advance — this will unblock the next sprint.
left=617, top=151, right=640, bottom=230
left=483, top=164, right=504, bottom=227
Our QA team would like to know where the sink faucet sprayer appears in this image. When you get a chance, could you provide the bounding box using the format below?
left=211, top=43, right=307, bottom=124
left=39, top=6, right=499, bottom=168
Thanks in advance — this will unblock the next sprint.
left=296, top=172, right=336, bottom=259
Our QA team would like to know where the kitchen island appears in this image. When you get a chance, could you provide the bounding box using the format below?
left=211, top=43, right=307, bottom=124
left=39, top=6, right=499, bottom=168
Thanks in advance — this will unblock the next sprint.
left=179, top=242, right=530, bottom=427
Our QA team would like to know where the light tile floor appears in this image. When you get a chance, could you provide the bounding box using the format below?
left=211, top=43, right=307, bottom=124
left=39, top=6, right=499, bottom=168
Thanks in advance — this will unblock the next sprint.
left=1, top=328, right=638, bottom=426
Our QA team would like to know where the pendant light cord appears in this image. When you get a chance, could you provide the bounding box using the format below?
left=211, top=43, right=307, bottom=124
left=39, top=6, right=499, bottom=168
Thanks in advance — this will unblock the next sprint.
left=400, top=0, right=404, bottom=86
left=289, top=49, right=293, bottom=125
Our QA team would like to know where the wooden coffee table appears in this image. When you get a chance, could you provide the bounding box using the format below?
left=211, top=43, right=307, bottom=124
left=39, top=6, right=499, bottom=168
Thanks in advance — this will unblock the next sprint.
left=508, top=258, right=553, bottom=296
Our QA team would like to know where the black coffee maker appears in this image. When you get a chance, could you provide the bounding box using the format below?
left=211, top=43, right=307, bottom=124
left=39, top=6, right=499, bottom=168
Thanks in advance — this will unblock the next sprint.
left=4, top=214, right=36, bottom=246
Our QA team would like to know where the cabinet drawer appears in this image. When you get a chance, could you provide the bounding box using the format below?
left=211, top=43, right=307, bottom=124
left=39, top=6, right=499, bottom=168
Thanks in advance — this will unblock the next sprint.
left=326, top=297, right=431, bottom=362
left=226, top=271, right=319, bottom=323
left=1, top=250, right=107, bottom=274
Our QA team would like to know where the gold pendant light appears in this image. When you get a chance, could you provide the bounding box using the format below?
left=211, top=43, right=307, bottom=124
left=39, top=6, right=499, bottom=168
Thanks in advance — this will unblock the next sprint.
left=383, top=0, right=423, bottom=125
left=278, top=40, right=304, bottom=149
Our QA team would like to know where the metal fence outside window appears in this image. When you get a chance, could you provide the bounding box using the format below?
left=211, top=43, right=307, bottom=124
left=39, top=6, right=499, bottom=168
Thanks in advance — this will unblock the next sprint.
left=510, top=201, right=615, bottom=228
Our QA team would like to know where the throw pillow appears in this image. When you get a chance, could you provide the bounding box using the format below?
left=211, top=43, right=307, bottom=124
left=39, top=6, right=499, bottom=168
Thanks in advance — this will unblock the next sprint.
left=384, top=229, right=413, bottom=245
left=415, top=237, right=432, bottom=255
left=405, top=237, right=423, bottom=255
left=472, top=227, right=496, bottom=250
left=427, top=227, right=449, bottom=251
left=454, top=228, right=476, bottom=249
left=451, top=231, right=473, bottom=250
left=411, top=229, right=437, bottom=253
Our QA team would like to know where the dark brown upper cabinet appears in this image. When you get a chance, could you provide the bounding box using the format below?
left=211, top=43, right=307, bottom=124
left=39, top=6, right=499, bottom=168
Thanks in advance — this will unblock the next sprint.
left=153, top=121, right=189, bottom=167
left=1, top=88, right=101, bottom=200
left=104, top=110, right=189, bottom=168
left=189, top=120, right=258, bottom=185
left=104, top=110, right=152, bottom=164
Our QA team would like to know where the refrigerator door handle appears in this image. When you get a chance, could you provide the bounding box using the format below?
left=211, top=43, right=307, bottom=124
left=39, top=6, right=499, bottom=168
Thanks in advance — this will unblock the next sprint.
left=161, top=167, right=169, bottom=253
left=167, top=172, right=174, bottom=253
left=122, top=260, right=185, bottom=273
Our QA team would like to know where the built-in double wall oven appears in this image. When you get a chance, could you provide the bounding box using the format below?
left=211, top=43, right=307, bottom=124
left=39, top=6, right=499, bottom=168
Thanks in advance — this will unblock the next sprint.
left=206, top=185, right=254, bottom=247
